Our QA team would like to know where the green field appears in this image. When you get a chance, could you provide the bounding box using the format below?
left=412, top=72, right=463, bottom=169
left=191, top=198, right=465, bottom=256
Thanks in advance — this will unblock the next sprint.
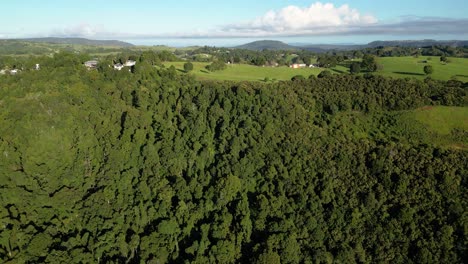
left=376, top=56, right=468, bottom=82
left=165, top=61, right=329, bottom=81
left=407, top=106, right=468, bottom=135
left=402, top=106, right=468, bottom=149
left=166, top=56, right=468, bottom=82
left=334, top=106, right=468, bottom=149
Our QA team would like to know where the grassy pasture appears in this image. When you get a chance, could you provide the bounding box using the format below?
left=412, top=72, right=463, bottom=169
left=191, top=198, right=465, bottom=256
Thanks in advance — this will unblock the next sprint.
left=334, top=106, right=468, bottom=149
left=401, top=106, right=468, bottom=149
left=406, top=106, right=468, bottom=135
left=376, top=56, right=468, bottom=82
left=166, top=56, right=468, bottom=82
left=165, top=61, right=329, bottom=81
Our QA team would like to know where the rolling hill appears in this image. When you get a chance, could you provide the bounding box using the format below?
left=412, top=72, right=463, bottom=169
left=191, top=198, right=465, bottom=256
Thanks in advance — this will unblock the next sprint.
left=19, top=37, right=134, bottom=47
left=235, top=40, right=299, bottom=51
left=367, top=39, right=468, bottom=48
left=234, top=39, right=468, bottom=52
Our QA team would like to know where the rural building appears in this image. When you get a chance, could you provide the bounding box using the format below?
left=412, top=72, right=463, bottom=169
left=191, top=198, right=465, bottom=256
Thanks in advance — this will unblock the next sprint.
left=0, top=69, right=6, bottom=75
left=10, top=69, right=19, bottom=75
left=35, top=64, right=40, bottom=70
left=124, top=60, right=136, bottom=67
left=84, top=60, right=98, bottom=69
left=114, top=63, right=124, bottom=70
left=290, top=63, right=307, bottom=69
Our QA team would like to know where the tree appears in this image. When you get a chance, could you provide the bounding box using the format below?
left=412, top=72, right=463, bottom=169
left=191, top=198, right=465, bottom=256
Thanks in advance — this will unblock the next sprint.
left=302, top=56, right=312, bottom=65
left=253, top=57, right=266, bottom=66
left=361, top=54, right=378, bottom=72
left=440, top=56, right=448, bottom=63
left=205, top=61, right=227, bottom=72
left=423, top=65, right=434, bottom=75
left=183, top=62, right=194, bottom=72
left=318, top=70, right=332, bottom=78
left=353, top=50, right=363, bottom=59
left=350, top=62, right=361, bottom=74
left=255, top=251, right=281, bottom=264
left=292, top=57, right=304, bottom=64
left=317, top=55, right=337, bottom=68
left=291, top=75, right=305, bottom=81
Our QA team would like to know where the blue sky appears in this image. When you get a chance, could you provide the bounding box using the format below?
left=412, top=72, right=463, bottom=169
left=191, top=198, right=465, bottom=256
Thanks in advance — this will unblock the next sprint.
left=1, top=1, right=467, bottom=46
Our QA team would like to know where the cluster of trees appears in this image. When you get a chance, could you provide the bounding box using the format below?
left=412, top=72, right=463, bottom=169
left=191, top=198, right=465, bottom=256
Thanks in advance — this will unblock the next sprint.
left=188, top=46, right=316, bottom=67
left=0, top=50, right=179, bottom=73
left=205, top=60, right=227, bottom=72
left=424, top=65, right=434, bottom=75
left=349, top=55, right=382, bottom=74
left=316, top=55, right=342, bottom=68
left=331, top=45, right=468, bottom=59
left=0, top=52, right=467, bottom=263
left=0, top=40, right=129, bottom=56
left=183, top=62, right=194, bottom=72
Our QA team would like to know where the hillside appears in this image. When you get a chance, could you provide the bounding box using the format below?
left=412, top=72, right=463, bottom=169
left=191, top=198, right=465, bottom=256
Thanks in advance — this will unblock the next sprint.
left=235, top=40, right=299, bottom=50
left=297, top=40, right=468, bottom=51
left=0, top=53, right=466, bottom=263
left=233, top=39, right=468, bottom=52
left=19, top=37, right=134, bottom=47
left=300, top=43, right=363, bottom=52
left=367, top=39, right=468, bottom=48
left=0, top=38, right=134, bottom=56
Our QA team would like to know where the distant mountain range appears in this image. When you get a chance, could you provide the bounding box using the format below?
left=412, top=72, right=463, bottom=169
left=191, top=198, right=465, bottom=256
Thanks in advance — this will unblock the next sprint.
left=234, top=39, right=468, bottom=52
left=2, top=37, right=467, bottom=51
left=16, top=37, right=134, bottom=47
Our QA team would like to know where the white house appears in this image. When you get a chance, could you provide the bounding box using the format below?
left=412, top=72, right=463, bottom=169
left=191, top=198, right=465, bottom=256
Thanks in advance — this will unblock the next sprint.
left=290, top=63, right=307, bottom=69
left=35, top=64, right=40, bottom=70
left=10, top=69, right=18, bottom=75
left=114, top=63, right=124, bottom=70
left=0, top=70, right=6, bottom=75
left=124, top=60, right=136, bottom=67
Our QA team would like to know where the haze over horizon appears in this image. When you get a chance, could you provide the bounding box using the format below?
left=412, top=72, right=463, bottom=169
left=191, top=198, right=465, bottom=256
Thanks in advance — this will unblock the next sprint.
left=1, top=0, right=468, bottom=46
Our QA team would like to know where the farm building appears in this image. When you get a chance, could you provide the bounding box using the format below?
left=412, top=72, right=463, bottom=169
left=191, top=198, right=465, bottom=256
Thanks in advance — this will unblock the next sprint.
left=114, top=63, right=124, bottom=70
left=290, top=63, right=307, bottom=69
left=84, top=60, right=98, bottom=69
left=124, top=60, right=136, bottom=67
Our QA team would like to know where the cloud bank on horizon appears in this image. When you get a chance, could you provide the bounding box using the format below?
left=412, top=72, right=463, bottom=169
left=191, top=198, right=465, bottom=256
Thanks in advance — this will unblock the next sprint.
left=221, top=2, right=378, bottom=36
left=5, top=2, right=468, bottom=39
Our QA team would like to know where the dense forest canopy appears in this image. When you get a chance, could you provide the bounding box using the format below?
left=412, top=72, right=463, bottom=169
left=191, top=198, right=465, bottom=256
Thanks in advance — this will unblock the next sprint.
left=0, top=51, right=467, bottom=263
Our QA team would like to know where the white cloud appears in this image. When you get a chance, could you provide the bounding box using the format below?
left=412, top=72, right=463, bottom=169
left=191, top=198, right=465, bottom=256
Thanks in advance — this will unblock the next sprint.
left=46, top=23, right=132, bottom=39
left=222, top=2, right=378, bottom=36
left=36, top=2, right=379, bottom=39
left=49, top=23, right=106, bottom=38
left=3, top=2, right=468, bottom=40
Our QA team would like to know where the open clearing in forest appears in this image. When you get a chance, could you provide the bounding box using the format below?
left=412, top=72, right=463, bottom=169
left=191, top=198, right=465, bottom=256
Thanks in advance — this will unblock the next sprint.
left=407, top=106, right=468, bottom=135
left=333, top=106, right=468, bottom=149
left=402, top=106, right=468, bottom=149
